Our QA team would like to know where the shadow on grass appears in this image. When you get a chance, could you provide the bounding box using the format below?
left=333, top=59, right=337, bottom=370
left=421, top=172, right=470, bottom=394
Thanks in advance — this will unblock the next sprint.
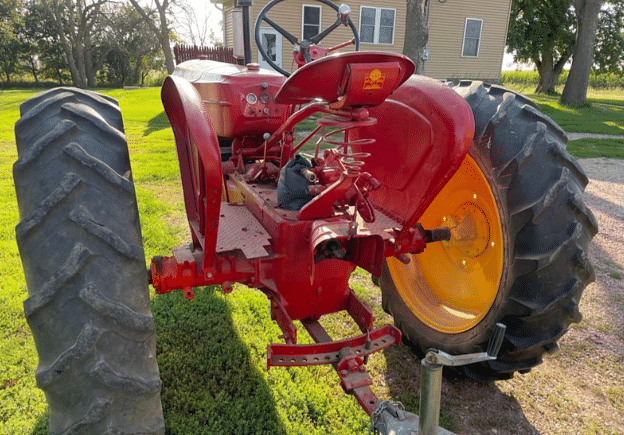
left=144, top=111, right=170, bottom=136
left=31, top=287, right=287, bottom=435
left=31, top=414, right=48, bottom=435
left=150, top=287, right=287, bottom=435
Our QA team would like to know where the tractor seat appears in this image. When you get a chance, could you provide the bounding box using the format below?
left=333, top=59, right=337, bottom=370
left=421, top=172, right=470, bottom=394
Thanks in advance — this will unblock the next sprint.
left=275, top=52, right=415, bottom=108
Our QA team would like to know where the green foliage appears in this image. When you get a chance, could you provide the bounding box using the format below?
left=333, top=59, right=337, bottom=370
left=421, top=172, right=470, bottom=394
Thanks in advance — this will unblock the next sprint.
left=99, top=4, right=163, bottom=86
left=0, top=0, right=24, bottom=83
left=507, top=0, right=575, bottom=66
left=21, top=0, right=70, bottom=85
left=3, top=0, right=166, bottom=87
left=501, top=70, right=624, bottom=90
left=594, top=1, right=624, bottom=74
left=506, top=1, right=624, bottom=93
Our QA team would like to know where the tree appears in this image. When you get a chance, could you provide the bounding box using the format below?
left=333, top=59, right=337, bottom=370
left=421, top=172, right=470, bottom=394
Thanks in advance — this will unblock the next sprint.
left=39, top=0, right=111, bottom=87
left=402, top=0, right=429, bottom=74
left=594, top=1, right=624, bottom=73
left=101, top=2, right=161, bottom=85
left=507, top=0, right=577, bottom=93
left=173, top=0, right=219, bottom=46
left=22, top=0, right=71, bottom=84
left=128, top=0, right=175, bottom=73
left=0, top=0, right=24, bottom=84
left=560, top=0, right=605, bottom=106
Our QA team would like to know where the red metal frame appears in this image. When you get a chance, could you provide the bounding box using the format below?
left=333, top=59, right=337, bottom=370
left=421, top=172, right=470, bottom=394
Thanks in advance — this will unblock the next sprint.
left=154, top=52, right=474, bottom=415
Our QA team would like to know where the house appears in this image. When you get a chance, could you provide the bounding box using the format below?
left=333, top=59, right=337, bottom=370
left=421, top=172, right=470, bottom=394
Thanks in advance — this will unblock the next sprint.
left=222, top=0, right=512, bottom=83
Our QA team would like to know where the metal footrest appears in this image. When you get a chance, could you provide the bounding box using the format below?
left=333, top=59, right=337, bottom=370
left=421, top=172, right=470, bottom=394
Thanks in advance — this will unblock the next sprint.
left=267, top=325, right=400, bottom=368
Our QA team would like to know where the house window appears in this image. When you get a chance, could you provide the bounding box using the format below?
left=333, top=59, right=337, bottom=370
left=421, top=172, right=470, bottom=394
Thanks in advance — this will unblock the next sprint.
left=302, top=5, right=321, bottom=40
left=360, top=6, right=395, bottom=45
left=462, top=18, right=482, bottom=57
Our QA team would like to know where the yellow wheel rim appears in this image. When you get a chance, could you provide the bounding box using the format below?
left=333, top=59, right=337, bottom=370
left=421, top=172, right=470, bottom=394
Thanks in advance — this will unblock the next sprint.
left=387, top=154, right=504, bottom=333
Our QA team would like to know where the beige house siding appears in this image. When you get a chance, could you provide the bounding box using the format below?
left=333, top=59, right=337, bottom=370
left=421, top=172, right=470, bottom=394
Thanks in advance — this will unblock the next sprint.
left=223, top=0, right=405, bottom=74
left=224, top=7, right=234, bottom=49
left=426, top=0, right=511, bottom=81
left=221, top=0, right=511, bottom=81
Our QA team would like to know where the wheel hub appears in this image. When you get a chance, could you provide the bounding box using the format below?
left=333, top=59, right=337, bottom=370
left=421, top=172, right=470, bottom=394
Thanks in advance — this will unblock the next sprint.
left=387, top=155, right=504, bottom=333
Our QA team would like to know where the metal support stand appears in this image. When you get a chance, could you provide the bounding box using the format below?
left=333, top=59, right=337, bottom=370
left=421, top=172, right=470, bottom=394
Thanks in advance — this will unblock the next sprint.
left=369, top=323, right=506, bottom=435
left=419, top=359, right=442, bottom=435
left=418, top=323, right=507, bottom=435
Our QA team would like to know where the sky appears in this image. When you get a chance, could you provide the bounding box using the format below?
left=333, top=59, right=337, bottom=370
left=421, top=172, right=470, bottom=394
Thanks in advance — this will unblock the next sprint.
left=177, top=0, right=224, bottom=45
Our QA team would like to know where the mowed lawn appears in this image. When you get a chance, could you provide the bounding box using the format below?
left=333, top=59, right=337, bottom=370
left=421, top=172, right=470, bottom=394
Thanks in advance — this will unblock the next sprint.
left=0, top=87, right=378, bottom=435
left=1, top=84, right=623, bottom=435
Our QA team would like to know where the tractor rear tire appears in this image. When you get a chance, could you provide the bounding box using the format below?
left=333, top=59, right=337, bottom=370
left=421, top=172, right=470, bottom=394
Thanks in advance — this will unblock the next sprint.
left=379, top=81, right=598, bottom=380
left=13, top=88, right=165, bottom=433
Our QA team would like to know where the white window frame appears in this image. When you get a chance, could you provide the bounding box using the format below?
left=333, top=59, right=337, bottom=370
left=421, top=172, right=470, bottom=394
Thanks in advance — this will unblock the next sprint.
left=302, top=4, right=322, bottom=41
left=258, top=27, right=283, bottom=71
left=461, top=18, right=483, bottom=58
left=359, top=6, right=396, bottom=45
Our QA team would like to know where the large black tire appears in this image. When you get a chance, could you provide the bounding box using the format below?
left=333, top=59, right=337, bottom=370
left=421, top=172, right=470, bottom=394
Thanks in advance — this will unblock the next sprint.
left=379, top=81, right=598, bottom=380
left=13, top=88, right=165, bottom=434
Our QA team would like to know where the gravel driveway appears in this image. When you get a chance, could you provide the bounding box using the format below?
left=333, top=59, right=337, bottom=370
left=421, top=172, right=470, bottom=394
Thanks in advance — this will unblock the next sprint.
left=577, top=157, right=624, bottom=350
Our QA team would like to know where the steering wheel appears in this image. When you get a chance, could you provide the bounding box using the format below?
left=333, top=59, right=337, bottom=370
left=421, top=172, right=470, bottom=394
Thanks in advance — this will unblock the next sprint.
left=254, top=0, right=360, bottom=77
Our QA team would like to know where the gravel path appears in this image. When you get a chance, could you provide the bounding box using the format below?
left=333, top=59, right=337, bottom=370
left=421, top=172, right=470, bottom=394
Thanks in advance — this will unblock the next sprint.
left=577, top=157, right=624, bottom=335
left=567, top=133, right=624, bottom=140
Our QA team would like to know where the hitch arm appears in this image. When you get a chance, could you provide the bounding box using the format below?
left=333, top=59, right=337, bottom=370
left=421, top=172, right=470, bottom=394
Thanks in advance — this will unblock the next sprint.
left=267, top=320, right=401, bottom=415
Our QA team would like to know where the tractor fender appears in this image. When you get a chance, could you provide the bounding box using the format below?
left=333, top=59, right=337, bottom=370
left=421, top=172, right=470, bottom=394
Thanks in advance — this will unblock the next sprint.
left=162, top=75, right=222, bottom=267
left=351, top=75, right=475, bottom=235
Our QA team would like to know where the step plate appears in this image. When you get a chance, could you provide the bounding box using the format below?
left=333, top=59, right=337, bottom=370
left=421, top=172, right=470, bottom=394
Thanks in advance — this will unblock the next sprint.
left=216, top=203, right=271, bottom=259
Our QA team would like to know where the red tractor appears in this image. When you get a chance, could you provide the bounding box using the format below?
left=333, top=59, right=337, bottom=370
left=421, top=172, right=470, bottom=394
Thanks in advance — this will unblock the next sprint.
left=13, top=1, right=596, bottom=434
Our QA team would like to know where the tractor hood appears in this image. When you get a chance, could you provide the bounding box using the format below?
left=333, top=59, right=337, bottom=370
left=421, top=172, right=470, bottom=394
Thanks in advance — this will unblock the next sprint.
left=171, top=59, right=290, bottom=138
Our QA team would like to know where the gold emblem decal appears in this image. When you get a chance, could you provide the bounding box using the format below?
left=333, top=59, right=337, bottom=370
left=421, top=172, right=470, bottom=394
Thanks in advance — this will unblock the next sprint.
left=363, top=69, right=385, bottom=90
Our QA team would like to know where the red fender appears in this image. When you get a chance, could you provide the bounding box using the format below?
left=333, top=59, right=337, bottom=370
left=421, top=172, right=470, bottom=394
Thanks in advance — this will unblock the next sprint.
left=161, top=75, right=222, bottom=269
left=351, top=75, right=475, bottom=243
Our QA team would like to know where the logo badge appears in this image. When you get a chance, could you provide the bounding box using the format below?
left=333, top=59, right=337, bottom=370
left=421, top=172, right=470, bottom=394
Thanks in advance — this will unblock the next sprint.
left=363, top=69, right=385, bottom=90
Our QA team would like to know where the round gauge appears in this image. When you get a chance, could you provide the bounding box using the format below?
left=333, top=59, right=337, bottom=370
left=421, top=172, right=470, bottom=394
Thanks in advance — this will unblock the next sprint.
left=246, top=93, right=257, bottom=104
left=259, top=93, right=270, bottom=104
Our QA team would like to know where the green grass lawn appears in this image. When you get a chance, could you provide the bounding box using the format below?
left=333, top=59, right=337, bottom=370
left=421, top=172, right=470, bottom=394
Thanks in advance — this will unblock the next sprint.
left=1, top=82, right=622, bottom=435
left=501, top=85, right=624, bottom=158
left=0, top=87, right=429, bottom=435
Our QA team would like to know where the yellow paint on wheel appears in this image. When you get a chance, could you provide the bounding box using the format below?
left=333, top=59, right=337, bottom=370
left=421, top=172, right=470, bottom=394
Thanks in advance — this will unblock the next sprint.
left=387, top=154, right=504, bottom=333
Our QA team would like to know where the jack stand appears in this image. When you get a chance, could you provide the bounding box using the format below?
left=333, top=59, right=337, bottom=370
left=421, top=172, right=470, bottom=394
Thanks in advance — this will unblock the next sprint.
left=419, top=323, right=506, bottom=435
left=369, top=323, right=506, bottom=435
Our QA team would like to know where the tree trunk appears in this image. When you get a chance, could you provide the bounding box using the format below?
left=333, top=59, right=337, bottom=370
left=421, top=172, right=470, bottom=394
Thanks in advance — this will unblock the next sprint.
left=560, top=0, right=604, bottom=107
left=535, top=52, right=570, bottom=93
left=159, top=26, right=175, bottom=73
left=85, top=37, right=96, bottom=87
left=128, top=0, right=175, bottom=74
left=156, top=2, right=175, bottom=73
left=40, top=0, right=86, bottom=88
left=132, top=55, right=144, bottom=85
left=28, top=57, right=40, bottom=85
left=403, top=0, right=429, bottom=74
